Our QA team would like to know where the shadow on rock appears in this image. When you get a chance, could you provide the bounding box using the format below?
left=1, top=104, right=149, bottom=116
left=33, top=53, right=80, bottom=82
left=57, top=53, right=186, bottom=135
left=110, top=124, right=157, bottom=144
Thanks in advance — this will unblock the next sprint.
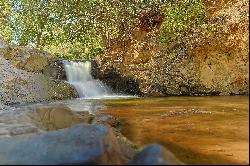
left=93, top=66, right=144, bottom=96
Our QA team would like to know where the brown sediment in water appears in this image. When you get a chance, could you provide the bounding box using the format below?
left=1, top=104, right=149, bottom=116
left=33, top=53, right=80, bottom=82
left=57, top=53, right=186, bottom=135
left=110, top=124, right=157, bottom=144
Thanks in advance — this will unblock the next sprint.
left=99, top=96, right=249, bottom=165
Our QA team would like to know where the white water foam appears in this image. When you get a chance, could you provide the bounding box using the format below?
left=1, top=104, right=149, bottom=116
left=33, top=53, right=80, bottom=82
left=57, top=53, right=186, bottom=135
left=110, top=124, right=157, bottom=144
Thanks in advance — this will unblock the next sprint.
left=63, top=60, right=111, bottom=98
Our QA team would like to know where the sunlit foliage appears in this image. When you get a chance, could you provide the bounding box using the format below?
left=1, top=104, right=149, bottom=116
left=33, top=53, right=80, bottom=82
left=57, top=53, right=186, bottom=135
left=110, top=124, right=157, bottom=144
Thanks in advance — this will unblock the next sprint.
left=0, top=0, right=205, bottom=60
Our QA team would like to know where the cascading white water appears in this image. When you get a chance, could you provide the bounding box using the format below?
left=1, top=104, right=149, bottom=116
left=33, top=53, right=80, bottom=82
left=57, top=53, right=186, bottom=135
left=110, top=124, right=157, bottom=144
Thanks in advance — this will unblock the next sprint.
left=63, top=61, right=110, bottom=98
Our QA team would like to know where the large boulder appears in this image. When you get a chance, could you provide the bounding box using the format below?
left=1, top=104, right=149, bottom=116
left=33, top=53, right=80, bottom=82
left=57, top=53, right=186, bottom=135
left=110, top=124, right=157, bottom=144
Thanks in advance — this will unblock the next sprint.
left=0, top=45, right=79, bottom=105
left=0, top=124, right=123, bottom=165
left=0, top=46, right=56, bottom=73
left=0, top=56, right=78, bottom=105
left=129, top=144, right=184, bottom=165
left=0, top=44, right=68, bottom=80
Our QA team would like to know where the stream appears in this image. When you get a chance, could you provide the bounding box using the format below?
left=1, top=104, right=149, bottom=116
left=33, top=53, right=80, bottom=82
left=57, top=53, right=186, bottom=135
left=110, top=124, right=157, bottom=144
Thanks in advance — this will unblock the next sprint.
left=62, top=95, right=248, bottom=165
left=1, top=60, right=248, bottom=164
left=59, top=61, right=249, bottom=164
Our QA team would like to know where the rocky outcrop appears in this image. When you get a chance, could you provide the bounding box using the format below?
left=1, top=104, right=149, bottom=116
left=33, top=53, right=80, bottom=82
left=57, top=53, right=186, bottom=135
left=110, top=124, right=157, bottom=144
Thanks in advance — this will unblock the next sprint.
left=96, top=0, right=248, bottom=96
left=0, top=45, right=68, bottom=80
left=0, top=46, right=57, bottom=72
left=0, top=56, right=78, bottom=105
left=0, top=44, right=78, bottom=105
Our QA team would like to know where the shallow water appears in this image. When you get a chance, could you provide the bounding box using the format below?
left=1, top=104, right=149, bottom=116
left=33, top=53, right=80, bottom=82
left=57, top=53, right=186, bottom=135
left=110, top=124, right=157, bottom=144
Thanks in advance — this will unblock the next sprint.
left=4, top=95, right=249, bottom=164
left=94, top=96, right=249, bottom=165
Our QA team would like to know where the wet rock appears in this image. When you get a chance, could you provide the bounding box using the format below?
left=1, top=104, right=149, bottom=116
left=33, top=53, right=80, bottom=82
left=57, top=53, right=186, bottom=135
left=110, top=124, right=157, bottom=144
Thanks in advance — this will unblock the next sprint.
left=0, top=124, right=123, bottom=165
left=117, top=133, right=139, bottom=163
left=0, top=128, right=9, bottom=136
left=129, top=144, right=184, bottom=165
left=42, top=59, right=67, bottom=80
left=92, top=114, right=139, bottom=163
left=94, top=114, right=123, bottom=128
left=0, top=103, right=14, bottom=111
left=95, top=67, right=144, bottom=96
left=48, top=79, right=79, bottom=100
left=0, top=103, right=90, bottom=137
left=8, top=124, right=38, bottom=136
left=0, top=107, right=42, bottom=137
left=32, top=103, right=92, bottom=130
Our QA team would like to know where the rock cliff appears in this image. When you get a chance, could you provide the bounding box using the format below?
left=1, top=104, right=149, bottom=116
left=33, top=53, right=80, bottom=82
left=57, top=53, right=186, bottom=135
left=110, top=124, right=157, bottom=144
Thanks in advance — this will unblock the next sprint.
left=96, top=0, right=248, bottom=96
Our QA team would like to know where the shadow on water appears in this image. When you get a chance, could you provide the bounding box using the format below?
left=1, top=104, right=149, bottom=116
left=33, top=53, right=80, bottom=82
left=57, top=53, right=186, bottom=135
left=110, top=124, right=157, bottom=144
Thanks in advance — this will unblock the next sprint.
left=157, top=140, right=247, bottom=165
left=120, top=117, right=248, bottom=165
left=99, top=96, right=249, bottom=165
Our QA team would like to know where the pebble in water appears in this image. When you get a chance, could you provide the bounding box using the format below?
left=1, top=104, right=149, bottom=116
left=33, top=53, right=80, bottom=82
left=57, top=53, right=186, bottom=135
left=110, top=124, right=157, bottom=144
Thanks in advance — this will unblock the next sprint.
left=161, top=108, right=211, bottom=118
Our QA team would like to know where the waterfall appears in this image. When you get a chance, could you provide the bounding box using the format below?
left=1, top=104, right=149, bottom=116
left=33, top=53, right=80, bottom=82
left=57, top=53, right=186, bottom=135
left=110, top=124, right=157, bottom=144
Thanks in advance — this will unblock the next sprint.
left=63, top=61, right=110, bottom=98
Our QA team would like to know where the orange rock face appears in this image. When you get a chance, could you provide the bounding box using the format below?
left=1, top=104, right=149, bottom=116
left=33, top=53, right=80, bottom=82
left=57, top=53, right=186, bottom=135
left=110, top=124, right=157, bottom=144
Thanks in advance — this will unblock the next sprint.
left=96, top=0, right=248, bottom=96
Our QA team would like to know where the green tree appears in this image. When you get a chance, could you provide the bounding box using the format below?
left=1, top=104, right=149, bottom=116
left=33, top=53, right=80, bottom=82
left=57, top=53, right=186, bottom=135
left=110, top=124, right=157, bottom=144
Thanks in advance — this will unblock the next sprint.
left=0, top=0, right=205, bottom=60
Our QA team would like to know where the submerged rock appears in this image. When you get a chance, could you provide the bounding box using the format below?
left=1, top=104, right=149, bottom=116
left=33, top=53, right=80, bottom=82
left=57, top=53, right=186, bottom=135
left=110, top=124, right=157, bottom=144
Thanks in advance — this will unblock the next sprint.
left=0, top=103, right=92, bottom=138
left=32, top=103, right=93, bottom=130
left=0, top=124, right=123, bottom=165
left=129, top=144, right=184, bottom=165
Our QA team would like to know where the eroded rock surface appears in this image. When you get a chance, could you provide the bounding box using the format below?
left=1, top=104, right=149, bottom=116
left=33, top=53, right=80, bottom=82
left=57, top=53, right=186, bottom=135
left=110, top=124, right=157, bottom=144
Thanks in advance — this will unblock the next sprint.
left=96, top=0, right=248, bottom=96
left=0, top=47, right=78, bottom=105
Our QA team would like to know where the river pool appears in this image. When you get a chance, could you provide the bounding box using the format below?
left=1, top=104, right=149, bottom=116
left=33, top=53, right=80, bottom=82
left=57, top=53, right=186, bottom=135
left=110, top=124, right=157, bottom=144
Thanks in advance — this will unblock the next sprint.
left=7, top=95, right=249, bottom=165
left=69, top=95, right=249, bottom=165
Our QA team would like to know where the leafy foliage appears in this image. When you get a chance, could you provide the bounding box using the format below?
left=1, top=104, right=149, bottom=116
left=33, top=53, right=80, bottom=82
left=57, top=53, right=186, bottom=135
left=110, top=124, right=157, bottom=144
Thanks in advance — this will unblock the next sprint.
left=0, top=0, right=205, bottom=60
left=159, top=0, right=205, bottom=44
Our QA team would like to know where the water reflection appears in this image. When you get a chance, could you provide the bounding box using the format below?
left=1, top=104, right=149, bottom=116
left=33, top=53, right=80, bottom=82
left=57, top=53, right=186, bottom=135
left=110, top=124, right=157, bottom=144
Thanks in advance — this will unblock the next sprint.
left=59, top=98, right=105, bottom=114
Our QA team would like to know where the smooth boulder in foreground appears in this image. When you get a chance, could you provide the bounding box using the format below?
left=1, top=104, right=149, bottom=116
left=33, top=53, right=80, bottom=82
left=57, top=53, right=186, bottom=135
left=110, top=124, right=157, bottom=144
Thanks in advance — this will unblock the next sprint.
left=0, top=124, right=123, bottom=165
